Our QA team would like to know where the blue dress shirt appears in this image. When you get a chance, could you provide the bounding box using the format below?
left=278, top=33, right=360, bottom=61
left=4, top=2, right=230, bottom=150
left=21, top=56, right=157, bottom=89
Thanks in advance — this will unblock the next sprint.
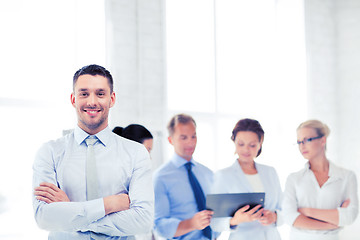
left=153, top=154, right=214, bottom=240
left=32, top=126, right=154, bottom=240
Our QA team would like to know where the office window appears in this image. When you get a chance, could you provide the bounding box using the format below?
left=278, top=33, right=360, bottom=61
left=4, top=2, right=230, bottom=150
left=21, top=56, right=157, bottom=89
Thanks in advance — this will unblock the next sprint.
left=0, top=0, right=105, bottom=239
left=166, top=0, right=307, bottom=172
left=166, top=1, right=307, bottom=237
left=166, top=0, right=216, bottom=113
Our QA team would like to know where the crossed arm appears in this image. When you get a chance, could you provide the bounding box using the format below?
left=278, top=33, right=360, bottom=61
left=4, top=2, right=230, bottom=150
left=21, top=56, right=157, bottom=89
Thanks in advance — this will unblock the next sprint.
left=283, top=172, right=358, bottom=231
left=32, top=144, right=154, bottom=237
left=33, top=180, right=153, bottom=236
left=34, top=182, right=130, bottom=215
left=293, top=200, right=350, bottom=230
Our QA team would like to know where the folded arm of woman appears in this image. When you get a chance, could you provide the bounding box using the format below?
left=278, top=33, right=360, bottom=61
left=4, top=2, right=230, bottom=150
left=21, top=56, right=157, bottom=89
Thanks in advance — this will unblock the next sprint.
left=293, top=214, right=338, bottom=230
left=298, top=199, right=350, bottom=226
left=297, top=208, right=339, bottom=226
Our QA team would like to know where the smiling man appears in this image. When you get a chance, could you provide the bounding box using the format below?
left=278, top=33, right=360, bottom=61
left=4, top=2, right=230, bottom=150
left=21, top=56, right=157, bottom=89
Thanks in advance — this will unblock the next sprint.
left=32, top=64, right=154, bottom=240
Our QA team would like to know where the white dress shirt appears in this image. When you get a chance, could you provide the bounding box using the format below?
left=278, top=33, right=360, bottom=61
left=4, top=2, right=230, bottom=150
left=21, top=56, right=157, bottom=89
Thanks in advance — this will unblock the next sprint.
left=32, top=126, right=154, bottom=240
left=282, top=161, right=358, bottom=240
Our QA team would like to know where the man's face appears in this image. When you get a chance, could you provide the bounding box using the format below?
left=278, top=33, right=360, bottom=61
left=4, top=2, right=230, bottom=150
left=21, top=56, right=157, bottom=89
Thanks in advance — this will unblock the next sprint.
left=168, top=122, right=197, bottom=161
left=71, top=74, right=115, bottom=135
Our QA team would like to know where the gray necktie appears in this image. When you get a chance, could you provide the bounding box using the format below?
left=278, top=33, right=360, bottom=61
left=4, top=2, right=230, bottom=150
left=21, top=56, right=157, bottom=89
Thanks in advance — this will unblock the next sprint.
left=85, top=137, right=99, bottom=201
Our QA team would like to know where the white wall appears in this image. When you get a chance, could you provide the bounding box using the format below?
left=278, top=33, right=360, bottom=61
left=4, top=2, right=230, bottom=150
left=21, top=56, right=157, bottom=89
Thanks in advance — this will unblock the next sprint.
left=336, top=0, right=360, bottom=238
left=336, top=0, right=360, bottom=172
left=305, top=0, right=360, bottom=238
left=105, top=0, right=166, bottom=171
left=0, top=1, right=107, bottom=239
left=305, top=0, right=339, bottom=160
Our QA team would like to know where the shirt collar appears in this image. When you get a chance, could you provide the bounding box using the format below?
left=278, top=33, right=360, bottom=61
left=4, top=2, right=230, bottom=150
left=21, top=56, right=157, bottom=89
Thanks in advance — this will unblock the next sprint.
left=328, top=161, right=343, bottom=180
left=171, top=153, right=195, bottom=168
left=233, top=159, right=260, bottom=171
left=74, top=125, right=111, bottom=146
left=304, top=161, right=343, bottom=180
left=304, top=161, right=311, bottom=171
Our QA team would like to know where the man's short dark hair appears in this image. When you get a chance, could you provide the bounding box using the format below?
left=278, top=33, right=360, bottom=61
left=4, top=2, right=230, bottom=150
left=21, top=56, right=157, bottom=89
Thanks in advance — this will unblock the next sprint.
left=167, top=114, right=196, bottom=136
left=73, top=64, right=114, bottom=93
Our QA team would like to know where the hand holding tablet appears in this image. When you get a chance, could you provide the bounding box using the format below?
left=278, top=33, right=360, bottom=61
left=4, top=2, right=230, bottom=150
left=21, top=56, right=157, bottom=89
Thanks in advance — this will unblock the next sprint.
left=206, top=192, right=265, bottom=218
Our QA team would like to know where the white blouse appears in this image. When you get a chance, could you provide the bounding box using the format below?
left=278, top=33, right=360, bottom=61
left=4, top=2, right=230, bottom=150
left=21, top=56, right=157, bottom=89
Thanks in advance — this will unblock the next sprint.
left=245, top=173, right=264, bottom=192
left=282, top=161, right=359, bottom=240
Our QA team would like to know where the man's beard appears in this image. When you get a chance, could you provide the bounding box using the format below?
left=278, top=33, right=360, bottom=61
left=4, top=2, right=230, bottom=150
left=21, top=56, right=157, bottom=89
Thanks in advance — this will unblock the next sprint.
left=81, top=117, right=106, bottom=131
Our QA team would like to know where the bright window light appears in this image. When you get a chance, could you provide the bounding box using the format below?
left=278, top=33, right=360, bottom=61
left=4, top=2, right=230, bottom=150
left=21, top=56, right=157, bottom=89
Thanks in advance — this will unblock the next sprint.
left=0, top=0, right=105, bottom=239
left=166, top=0, right=307, bottom=238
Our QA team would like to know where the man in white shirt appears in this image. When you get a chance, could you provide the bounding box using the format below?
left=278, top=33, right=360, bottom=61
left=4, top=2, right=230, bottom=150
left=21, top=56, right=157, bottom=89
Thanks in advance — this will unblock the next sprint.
left=32, top=64, right=154, bottom=239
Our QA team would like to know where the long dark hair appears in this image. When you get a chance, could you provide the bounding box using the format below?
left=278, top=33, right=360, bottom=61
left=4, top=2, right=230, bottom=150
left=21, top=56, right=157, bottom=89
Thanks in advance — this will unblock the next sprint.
left=113, top=124, right=153, bottom=144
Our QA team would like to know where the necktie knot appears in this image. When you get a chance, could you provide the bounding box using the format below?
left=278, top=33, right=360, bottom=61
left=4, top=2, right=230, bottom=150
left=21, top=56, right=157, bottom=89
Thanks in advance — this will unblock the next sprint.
left=85, top=137, right=97, bottom=146
left=185, top=162, right=192, bottom=171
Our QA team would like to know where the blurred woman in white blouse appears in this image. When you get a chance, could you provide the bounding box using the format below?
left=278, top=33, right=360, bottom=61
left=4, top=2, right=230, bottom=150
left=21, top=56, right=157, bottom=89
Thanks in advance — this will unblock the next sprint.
left=282, top=119, right=358, bottom=240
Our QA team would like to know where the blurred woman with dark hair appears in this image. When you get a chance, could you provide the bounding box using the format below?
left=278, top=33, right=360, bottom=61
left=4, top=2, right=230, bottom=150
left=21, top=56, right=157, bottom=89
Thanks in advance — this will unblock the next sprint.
left=113, top=124, right=153, bottom=153
left=113, top=124, right=156, bottom=240
left=211, top=118, right=282, bottom=240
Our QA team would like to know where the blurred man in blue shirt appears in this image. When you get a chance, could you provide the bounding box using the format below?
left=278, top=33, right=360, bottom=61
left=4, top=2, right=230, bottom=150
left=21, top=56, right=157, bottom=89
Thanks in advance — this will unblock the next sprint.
left=153, top=114, right=215, bottom=239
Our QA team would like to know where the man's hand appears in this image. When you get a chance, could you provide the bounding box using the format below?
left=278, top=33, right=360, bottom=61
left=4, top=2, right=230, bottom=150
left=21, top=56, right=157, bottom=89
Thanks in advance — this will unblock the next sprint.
left=190, top=210, right=213, bottom=230
left=174, top=209, right=214, bottom=237
left=104, top=194, right=130, bottom=215
left=34, top=182, right=70, bottom=203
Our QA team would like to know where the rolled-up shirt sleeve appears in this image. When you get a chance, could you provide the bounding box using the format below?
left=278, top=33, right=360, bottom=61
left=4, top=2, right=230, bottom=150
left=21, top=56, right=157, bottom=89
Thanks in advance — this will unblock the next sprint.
left=32, top=142, right=106, bottom=232
left=83, top=147, right=154, bottom=236
left=338, top=171, right=358, bottom=226
left=153, top=176, right=181, bottom=238
left=33, top=137, right=154, bottom=237
left=282, top=174, right=301, bottom=226
left=34, top=199, right=105, bottom=231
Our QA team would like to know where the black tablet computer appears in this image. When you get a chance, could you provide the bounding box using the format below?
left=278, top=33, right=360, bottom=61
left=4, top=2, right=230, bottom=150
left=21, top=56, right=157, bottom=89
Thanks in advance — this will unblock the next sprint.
left=206, top=192, right=265, bottom=218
